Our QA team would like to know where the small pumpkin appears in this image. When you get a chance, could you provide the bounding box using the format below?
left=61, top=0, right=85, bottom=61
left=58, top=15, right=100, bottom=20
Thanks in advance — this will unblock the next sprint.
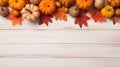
left=94, top=0, right=105, bottom=9
left=101, top=5, right=114, bottom=18
left=69, top=5, right=80, bottom=17
left=59, top=0, right=75, bottom=7
left=76, top=0, right=93, bottom=10
left=64, top=7, right=69, bottom=13
left=0, top=7, right=9, bottom=17
left=30, top=0, right=41, bottom=5
left=115, top=8, right=120, bottom=16
left=107, top=0, right=120, bottom=7
left=39, top=0, right=56, bottom=15
left=9, top=0, right=26, bottom=10
left=12, top=10, right=20, bottom=17
left=21, top=4, right=40, bottom=22
left=56, top=1, right=61, bottom=8
left=0, top=0, right=8, bottom=6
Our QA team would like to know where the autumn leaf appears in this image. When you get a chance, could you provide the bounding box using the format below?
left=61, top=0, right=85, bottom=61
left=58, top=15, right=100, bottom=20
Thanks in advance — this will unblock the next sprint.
left=53, top=8, right=67, bottom=21
left=111, top=16, right=120, bottom=25
left=89, top=9, right=106, bottom=22
left=6, top=10, right=23, bottom=26
left=39, top=14, right=53, bottom=26
left=75, top=11, right=90, bottom=28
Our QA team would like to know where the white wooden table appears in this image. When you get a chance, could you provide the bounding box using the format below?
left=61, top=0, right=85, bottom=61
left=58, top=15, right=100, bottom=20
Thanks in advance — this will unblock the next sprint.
left=0, top=16, right=120, bottom=67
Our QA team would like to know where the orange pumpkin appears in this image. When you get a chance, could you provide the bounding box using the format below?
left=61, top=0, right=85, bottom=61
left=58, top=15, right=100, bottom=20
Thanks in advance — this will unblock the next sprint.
left=64, top=7, right=69, bottom=13
left=76, top=0, right=93, bottom=10
left=12, top=10, right=20, bottom=17
left=56, top=1, right=61, bottom=8
left=107, top=0, right=120, bottom=7
left=115, top=8, right=120, bottom=16
left=9, top=0, right=26, bottom=10
left=59, top=0, right=75, bottom=7
left=0, top=0, right=9, bottom=6
left=39, top=0, right=56, bottom=15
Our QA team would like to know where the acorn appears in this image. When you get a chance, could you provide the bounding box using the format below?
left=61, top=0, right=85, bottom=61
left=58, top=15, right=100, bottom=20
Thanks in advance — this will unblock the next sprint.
left=0, top=7, right=9, bottom=17
left=69, top=5, right=80, bottom=17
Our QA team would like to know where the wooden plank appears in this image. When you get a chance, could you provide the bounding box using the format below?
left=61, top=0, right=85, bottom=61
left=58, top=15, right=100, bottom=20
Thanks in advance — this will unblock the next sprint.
left=0, top=58, right=120, bottom=67
left=0, top=30, right=119, bottom=44
left=0, top=44, right=119, bottom=58
left=0, top=16, right=120, bottom=30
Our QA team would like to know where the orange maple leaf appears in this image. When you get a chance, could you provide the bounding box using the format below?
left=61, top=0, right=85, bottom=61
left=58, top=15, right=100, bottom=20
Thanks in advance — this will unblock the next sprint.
left=53, top=8, right=67, bottom=21
left=89, top=9, right=106, bottom=23
left=6, top=10, right=22, bottom=26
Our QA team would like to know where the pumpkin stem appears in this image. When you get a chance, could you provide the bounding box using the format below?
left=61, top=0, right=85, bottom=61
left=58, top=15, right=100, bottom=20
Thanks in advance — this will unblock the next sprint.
left=47, top=5, right=49, bottom=7
left=14, top=0, right=17, bottom=2
left=25, top=9, right=32, bottom=14
left=84, top=0, right=87, bottom=2
left=75, top=8, right=78, bottom=10
left=108, top=9, right=111, bottom=11
left=0, top=7, right=4, bottom=11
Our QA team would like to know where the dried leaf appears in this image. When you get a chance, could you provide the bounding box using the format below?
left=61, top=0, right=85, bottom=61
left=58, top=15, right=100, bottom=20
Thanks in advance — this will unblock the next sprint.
left=6, top=10, right=22, bottom=26
left=53, top=8, right=67, bottom=21
left=39, top=14, right=53, bottom=26
left=90, top=9, right=106, bottom=22
left=75, top=11, right=90, bottom=28
left=111, top=16, right=120, bottom=25
left=11, top=17, right=22, bottom=26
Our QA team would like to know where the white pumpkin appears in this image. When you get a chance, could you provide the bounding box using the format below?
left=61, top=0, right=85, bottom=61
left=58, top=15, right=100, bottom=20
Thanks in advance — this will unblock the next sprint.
left=30, top=0, right=41, bottom=5
left=21, top=4, right=40, bottom=22
left=94, top=0, right=105, bottom=9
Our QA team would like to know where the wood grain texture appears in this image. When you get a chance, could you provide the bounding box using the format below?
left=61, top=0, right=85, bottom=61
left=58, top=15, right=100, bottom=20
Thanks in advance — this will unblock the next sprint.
left=0, top=44, right=120, bottom=58
left=0, top=30, right=119, bottom=44
left=0, top=58, right=120, bottom=67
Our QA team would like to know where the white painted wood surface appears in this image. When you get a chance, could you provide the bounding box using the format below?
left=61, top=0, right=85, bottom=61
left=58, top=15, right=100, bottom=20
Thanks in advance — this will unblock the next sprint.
left=0, top=15, right=120, bottom=67
left=0, top=44, right=120, bottom=58
left=0, top=58, right=120, bottom=67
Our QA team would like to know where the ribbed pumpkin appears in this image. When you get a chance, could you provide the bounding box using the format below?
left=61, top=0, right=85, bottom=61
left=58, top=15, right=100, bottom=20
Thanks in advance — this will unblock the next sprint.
left=39, top=0, right=56, bottom=15
left=76, top=0, right=93, bottom=10
left=9, top=0, right=26, bottom=10
left=30, top=0, right=41, bottom=5
left=21, top=4, right=40, bottom=22
left=107, top=0, right=120, bottom=7
left=101, top=5, right=114, bottom=18
left=0, top=0, right=9, bottom=6
left=94, top=0, right=105, bottom=9
left=59, top=0, right=75, bottom=7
